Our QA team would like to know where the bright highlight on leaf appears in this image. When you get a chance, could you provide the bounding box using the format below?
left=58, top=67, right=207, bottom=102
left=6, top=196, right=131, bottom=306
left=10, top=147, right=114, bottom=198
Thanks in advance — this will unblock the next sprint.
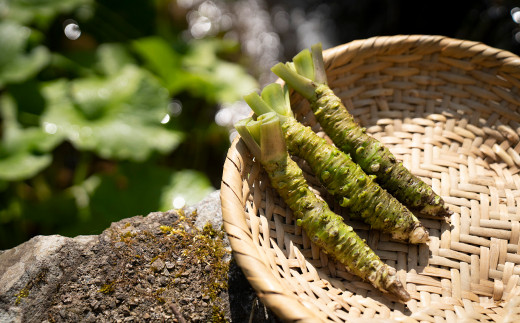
left=132, top=37, right=258, bottom=103
left=0, top=21, right=50, bottom=87
left=0, top=96, right=63, bottom=181
left=41, top=65, right=184, bottom=162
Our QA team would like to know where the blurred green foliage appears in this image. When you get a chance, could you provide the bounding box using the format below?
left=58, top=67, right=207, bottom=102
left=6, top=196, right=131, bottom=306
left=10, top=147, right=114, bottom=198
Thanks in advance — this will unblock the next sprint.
left=0, top=0, right=258, bottom=249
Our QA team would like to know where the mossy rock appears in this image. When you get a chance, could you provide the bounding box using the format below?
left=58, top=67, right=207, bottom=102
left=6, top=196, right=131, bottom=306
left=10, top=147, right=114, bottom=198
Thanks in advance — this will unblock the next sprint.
left=0, top=191, right=279, bottom=322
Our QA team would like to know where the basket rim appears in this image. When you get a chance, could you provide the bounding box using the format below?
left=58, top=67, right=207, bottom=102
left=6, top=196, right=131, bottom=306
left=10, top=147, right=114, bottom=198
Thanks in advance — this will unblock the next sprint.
left=321, top=34, right=520, bottom=76
left=220, top=34, right=520, bottom=322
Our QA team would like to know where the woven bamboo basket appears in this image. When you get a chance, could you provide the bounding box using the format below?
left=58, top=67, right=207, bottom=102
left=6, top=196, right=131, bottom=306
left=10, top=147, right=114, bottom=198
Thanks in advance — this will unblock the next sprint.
left=220, top=35, right=520, bottom=322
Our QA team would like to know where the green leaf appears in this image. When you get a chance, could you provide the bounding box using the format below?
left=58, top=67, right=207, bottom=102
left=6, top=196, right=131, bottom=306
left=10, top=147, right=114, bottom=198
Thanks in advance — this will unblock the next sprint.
left=1, top=46, right=50, bottom=85
left=159, top=169, right=215, bottom=210
left=64, top=163, right=214, bottom=236
left=132, top=37, right=258, bottom=103
left=210, top=61, right=259, bottom=103
left=131, top=36, right=184, bottom=92
left=1, top=0, right=94, bottom=26
left=0, top=152, right=52, bottom=181
left=96, top=43, right=135, bottom=75
left=0, top=95, right=63, bottom=181
left=182, top=39, right=258, bottom=103
left=0, top=21, right=29, bottom=66
left=3, top=126, right=64, bottom=155
left=41, top=65, right=184, bottom=161
left=0, top=21, right=51, bottom=87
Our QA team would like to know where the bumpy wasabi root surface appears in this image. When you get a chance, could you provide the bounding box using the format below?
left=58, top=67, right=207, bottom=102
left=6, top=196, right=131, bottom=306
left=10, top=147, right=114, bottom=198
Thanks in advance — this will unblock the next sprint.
left=313, top=85, right=452, bottom=218
left=234, top=116, right=411, bottom=302
left=265, top=154, right=411, bottom=302
left=245, top=85, right=429, bottom=243
left=271, top=45, right=452, bottom=218
left=282, top=117, right=429, bottom=244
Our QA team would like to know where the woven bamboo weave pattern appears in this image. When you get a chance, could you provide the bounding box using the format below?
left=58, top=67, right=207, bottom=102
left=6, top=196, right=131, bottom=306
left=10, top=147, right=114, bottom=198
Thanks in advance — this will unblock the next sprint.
left=221, top=35, right=520, bottom=322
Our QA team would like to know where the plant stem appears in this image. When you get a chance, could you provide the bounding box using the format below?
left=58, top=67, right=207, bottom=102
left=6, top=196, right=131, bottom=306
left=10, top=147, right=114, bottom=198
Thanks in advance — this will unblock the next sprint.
left=260, top=83, right=293, bottom=118
left=271, top=63, right=316, bottom=101
left=234, top=118, right=261, bottom=160
left=257, top=114, right=286, bottom=164
left=243, top=92, right=273, bottom=117
left=311, top=43, right=327, bottom=85
left=293, top=49, right=315, bottom=81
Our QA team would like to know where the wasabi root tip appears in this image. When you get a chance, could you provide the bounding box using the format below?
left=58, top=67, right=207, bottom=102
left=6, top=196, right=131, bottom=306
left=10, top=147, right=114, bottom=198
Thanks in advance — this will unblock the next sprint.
left=408, top=225, right=429, bottom=244
left=382, top=266, right=411, bottom=302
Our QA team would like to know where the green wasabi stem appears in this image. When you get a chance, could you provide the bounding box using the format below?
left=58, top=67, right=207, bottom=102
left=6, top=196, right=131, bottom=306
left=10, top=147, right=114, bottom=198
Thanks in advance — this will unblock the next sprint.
left=235, top=116, right=411, bottom=302
left=245, top=85, right=429, bottom=244
left=311, top=43, right=327, bottom=85
left=272, top=44, right=452, bottom=218
left=258, top=113, right=287, bottom=163
left=293, top=49, right=315, bottom=81
left=247, top=119, right=262, bottom=144
left=271, top=62, right=317, bottom=101
left=243, top=92, right=273, bottom=116
left=261, top=83, right=293, bottom=118
left=234, top=118, right=261, bottom=159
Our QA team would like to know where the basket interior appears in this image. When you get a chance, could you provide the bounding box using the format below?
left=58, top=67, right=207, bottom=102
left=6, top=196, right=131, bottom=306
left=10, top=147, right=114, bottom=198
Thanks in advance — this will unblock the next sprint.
left=222, top=35, right=520, bottom=322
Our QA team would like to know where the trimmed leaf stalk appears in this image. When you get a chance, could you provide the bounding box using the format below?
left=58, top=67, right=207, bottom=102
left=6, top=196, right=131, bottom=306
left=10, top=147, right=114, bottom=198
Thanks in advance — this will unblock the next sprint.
left=245, top=85, right=428, bottom=244
left=271, top=43, right=452, bottom=218
left=235, top=115, right=410, bottom=302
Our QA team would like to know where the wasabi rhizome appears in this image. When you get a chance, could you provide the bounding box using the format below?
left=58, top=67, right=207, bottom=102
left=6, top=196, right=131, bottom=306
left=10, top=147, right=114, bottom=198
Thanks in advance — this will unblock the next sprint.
left=244, top=84, right=428, bottom=244
left=234, top=114, right=411, bottom=302
left=272, top=43, right=452, bottom=218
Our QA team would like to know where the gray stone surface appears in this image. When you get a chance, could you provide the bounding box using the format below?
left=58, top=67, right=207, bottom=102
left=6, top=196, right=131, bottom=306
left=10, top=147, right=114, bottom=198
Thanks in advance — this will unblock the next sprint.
left=0, top=190, right=278, bottom=323
left=190, top=190, right=224, bottom=231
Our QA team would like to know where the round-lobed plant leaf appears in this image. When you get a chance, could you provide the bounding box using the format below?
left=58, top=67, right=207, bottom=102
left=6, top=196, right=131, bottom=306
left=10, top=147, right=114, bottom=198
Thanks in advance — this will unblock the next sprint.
left=41, top=65, right=184, bottom=161
left=3, top=126, right=64, bottom=156
left=96, top=43, right=135, bottom=76
left=0, top=0, right=93, bottom=26
left=132, top=37, right=258, bottom=103
left=0, top=21, right=51, bottom=87
left=0, top=152, right=52, bottom=181
left=0, top=94, right=63, bottom=181
left=0, top=21, right=30, bottom=66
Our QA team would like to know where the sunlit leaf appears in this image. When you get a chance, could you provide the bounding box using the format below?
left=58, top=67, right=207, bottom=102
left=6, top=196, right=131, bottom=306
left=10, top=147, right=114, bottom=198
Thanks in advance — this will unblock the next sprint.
left=0, top=21, right=29, bottom=66
left=132, top=37, right=258, bottom=103
left=1, top=46, right=50, bottom=86
left=0, top=0, right=93, bottom=26
left=159, top=169, right=215, bottom=210
left=0, top=153, right=52, bottom=181
left=96, top=43, right=135, bottom=75
left=0, top=95, right=63, bottom=181
left=0, top=21, right=51, bottom=87
left=131, top=36, right=184, bottom=92
left=182, top=39, right=258, bottom=103
left=41, top=65, right=184, bottom=161
left=211, top=61, right=259, bottom=103
left=64, top=163, right=214, bottom=236
left=3, top=126, right=64, bottom=155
